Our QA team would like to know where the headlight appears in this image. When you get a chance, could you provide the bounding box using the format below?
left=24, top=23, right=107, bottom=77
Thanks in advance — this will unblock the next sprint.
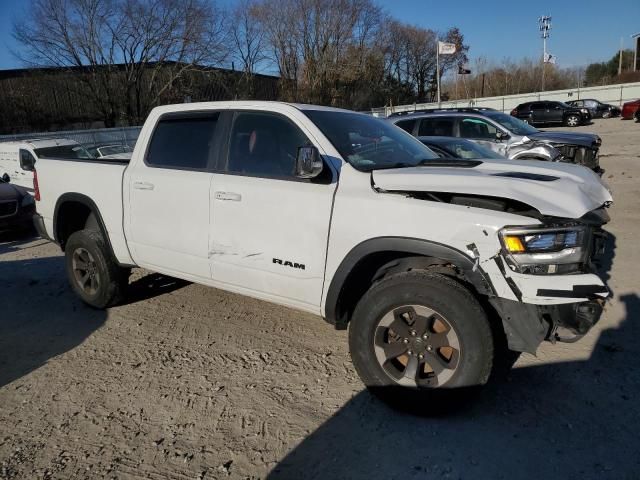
left=499, top=226, right=588, bottom=274
left=21, top=194, right=35, bottom=207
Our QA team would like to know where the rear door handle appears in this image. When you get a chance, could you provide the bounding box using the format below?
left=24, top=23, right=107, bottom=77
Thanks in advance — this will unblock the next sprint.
left=133, top=181, right=155, bottom=191
left=214, top=191, right=242, bottom=202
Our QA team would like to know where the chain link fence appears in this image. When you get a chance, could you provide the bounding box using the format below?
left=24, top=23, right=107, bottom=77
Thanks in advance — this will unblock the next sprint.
left=0, top=126, right=142, bottom=147
left=374, top=81, right=640, bottom=117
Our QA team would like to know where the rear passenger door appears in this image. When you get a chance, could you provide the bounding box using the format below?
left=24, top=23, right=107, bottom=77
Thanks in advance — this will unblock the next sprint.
left=126, top=112, right=224, bottom=279
left=530, top=103, right=547, bottom=124
left=209, top=110, right=337, bottom=311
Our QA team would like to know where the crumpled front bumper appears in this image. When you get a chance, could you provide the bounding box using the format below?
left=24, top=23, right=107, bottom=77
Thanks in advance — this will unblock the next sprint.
left=490, top=296, right=605, bottom=354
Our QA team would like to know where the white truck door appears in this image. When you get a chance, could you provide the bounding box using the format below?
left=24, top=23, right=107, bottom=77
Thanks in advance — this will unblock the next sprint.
left=126, top=112, right=223, bottom=279
left=209, top=110, right=337, bottom=311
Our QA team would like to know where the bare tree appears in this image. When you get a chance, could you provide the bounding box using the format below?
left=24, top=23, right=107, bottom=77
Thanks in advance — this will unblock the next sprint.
left=229, top=0, right=269, bottom=75
left=13, top=0, right=229, bottom=126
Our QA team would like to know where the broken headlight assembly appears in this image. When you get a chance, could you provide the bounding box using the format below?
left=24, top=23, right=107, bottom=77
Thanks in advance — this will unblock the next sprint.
left=499, top=226, right=589, bottom=275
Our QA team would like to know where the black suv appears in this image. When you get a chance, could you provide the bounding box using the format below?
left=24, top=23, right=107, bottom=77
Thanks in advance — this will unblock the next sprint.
left=566, top=99, right=621, bottom=119
left=511, top=101, right=591, bottom=127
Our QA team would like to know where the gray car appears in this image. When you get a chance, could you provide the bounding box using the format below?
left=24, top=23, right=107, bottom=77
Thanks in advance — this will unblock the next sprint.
left=387, top=108, right=602, bottom=173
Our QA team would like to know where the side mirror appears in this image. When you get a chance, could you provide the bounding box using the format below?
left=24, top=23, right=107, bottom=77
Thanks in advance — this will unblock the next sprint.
left=496, top=131, right=510, bottom=141
left=1, top=173, right=9, bottom=183
left=295, top=146, right=323, bottom=179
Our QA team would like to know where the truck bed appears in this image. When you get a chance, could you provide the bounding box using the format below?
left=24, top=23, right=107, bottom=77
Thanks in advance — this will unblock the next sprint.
left=35, top=157, right=133, bottom=264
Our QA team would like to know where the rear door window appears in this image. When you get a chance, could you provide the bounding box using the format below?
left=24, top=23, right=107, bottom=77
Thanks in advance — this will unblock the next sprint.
left=394, top=119, right=416, bottom=134
left=19, top=150, right=36, bottom=170
left=146, top=113, right=220, bottom=170
left=418, top=117, right=455, bottom=136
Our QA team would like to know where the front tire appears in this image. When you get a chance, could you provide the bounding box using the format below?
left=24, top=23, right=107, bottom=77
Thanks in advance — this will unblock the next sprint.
left=65, top=229, right=129, bottom=308
left=348, top=271, right=494, bottom=413
left=565, top=114, right=580, bottom=127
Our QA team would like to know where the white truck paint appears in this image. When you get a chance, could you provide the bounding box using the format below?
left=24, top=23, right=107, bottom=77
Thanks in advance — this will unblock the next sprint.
left=32, top=101, right=613, bottom=403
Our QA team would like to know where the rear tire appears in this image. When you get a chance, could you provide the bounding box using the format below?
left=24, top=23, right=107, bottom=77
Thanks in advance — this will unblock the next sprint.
left=602, top=111, right=611, bottom=119
left=348, top=271, right=494, bottom=414
left=565, top=114, right=580, bottom=127
left=65, top=229, right=129, bottom=308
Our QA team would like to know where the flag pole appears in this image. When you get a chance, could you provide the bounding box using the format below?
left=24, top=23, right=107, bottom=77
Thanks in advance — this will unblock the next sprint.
left=436, top=41, right=441, bottom=107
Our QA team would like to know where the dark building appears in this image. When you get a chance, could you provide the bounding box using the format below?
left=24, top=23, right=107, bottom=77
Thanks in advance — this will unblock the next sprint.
left=0, top=63, right=280, bottom=134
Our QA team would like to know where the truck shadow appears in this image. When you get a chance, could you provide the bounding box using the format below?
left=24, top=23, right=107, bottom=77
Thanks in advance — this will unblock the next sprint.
left=0, top=255, right=107, bottom=389
left=268, top=293, right=639, bottom=480
left=121, top=272, right=191, bottom=306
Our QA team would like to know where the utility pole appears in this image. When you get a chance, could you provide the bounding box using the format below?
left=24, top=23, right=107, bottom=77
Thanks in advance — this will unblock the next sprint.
left=539, top=15, right=552, bottom=91
left=618, top=37, right=624, bottom=76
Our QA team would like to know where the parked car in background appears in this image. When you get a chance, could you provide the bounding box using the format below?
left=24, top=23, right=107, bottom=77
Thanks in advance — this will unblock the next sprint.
left=0, top=138, right=92, bottom=191
left=0, top=174, right=35, bottom=234
left=566, top=99, right=621, bottom=118
left=86, top=144, right=134, bottom=159
left=511, top=101, right=591, bottom=127
left=635, top=109, right=640, bottom=123
left=33, top=101, right=613, bottom=411
left=621, top=99, right=640, bottom=120
left=388, top=108, right=601, bottom=172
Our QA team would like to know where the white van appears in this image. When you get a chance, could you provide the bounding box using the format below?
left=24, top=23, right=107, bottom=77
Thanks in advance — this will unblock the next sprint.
left=0, top=138, right=91, bottom=191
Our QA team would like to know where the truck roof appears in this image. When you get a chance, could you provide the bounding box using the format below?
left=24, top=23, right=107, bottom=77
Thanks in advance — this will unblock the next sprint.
left=150, top=100, right=354, bottom=116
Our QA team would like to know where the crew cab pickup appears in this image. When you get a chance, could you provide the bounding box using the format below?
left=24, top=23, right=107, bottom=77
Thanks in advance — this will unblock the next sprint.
left=33, top=101, right=613, bottom=410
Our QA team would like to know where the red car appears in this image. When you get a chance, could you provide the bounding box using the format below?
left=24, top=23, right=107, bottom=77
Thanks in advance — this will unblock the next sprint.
left=621, top=99, right=640, bottom=120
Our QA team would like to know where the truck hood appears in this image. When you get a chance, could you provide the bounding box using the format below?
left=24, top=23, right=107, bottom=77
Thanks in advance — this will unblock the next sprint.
left=371, top=159, right=612, bottom=219
left=528, top=131, right=601, bottom=148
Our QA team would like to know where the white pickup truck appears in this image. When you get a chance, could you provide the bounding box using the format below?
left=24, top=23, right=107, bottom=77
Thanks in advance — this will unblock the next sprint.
left=33, top=101, right=612, bottom=409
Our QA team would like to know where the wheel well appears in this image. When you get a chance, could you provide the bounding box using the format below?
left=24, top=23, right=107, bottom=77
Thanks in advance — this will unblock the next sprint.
left=330, top=252, right=474, bottom=329
left=55, top=201, right=95, bottom=250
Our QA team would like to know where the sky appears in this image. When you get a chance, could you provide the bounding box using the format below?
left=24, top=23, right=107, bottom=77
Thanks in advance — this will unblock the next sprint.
left=0, top=0, right=638, bottom=71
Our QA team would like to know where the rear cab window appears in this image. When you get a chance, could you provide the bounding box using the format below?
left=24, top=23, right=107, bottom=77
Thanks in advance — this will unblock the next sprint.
left=146, top=113, right=221, bottom=170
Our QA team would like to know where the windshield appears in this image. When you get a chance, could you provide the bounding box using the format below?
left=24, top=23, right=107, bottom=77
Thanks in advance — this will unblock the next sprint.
left=485, top=111, right=539, bottom=136
left=430, top=138, right=504, bottom=160
left=34, top=144, right=93, bottom=159
left=303, top=110, right=439, bottom=171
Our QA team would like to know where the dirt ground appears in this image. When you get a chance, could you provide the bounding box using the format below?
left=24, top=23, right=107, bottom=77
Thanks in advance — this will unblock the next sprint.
left=1, top=118, right=639, bottom=480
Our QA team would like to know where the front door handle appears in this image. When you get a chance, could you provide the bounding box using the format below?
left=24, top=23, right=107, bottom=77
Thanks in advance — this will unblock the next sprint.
left=214, top=191, right=242, bottom=202
left=133, top=181, right=155, bottom=191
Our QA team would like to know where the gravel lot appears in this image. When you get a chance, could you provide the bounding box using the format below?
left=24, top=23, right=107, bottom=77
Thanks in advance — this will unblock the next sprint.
left=1, top=118, right=639, bottom=480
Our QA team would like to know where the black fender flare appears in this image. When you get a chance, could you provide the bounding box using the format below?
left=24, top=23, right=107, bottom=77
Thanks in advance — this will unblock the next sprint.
left=323, top=237, right=495, bottom=325
left=53, top=192, right=115, bottom=255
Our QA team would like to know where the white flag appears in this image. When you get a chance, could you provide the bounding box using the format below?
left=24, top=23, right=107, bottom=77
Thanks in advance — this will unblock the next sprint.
left=438, top=41, right=456, bottom=55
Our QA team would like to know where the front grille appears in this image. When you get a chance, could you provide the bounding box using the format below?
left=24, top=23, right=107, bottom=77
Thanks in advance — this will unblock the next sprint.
left=0, top=200, right=18, bottom=218
left=556, top=145, right=599, bottom=169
